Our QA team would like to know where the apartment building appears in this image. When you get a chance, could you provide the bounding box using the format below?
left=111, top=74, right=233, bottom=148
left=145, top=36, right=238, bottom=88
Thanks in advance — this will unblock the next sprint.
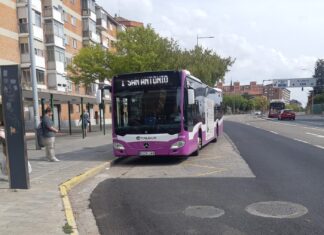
left=0, top=0, right=20, bottom=66
left=0, top=0, right=142, bottom=130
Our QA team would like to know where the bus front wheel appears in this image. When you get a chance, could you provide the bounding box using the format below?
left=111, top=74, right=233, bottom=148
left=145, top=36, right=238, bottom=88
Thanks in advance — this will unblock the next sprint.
left=192, top=136, right=202, bottom=156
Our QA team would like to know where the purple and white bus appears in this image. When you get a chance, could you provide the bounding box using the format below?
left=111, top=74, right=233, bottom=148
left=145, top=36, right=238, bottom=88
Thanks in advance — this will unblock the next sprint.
left=111, top=70, right=223, bottom=157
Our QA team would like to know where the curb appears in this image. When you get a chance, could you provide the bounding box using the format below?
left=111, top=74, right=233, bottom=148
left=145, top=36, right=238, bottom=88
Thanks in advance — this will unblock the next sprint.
left=59, top=161, right=111, bottom=235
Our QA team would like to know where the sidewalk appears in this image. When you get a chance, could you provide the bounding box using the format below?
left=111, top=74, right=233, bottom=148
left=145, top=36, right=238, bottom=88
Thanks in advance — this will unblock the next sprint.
left=0, top=129, right=114, bottom=235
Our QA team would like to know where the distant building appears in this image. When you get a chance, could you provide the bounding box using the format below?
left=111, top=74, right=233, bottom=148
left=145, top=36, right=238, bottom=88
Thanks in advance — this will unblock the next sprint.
left=263, top=84, right=290, bottom=103
left=216, top=81, right=264, bottom=97
left=216, top=81, right=291, bottom=103
left=115, top=16, right=144, bottom=28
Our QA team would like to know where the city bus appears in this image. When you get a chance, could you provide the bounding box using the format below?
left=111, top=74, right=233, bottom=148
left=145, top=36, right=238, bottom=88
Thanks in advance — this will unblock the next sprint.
left=268, top=100, right=285, bottom=118
left=110, top=70, right=223, bottom=157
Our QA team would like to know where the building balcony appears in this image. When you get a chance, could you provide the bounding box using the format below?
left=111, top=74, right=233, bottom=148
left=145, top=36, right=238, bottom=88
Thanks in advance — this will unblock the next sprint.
left=47, top=61, right=65, bottom=74
left=17, top=0, right=42, bottom=12
left=44, top=6, right=63, bottom=23
left=18, top=24, right=43, bottom=42
left=83, top=9, right=97, bottom=22
left=47, top=72, right=67, bottom=92
left=19, top=23, right=29, bottom=34
left=96, top=18, right=107, bottom=30
left=45, top=34, right=65, bottom=49
left=83, top=31, right=100, bottom=44
left=35, top=55, right=45, bottom=68
left=33, top=25, right=43, bottom=41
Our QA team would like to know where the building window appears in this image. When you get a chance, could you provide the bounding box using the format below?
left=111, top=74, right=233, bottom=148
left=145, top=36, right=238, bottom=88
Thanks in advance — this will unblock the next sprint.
left=54, top=21, right=64, bottom=38
left=70, top=0, right=75, bottom=4
left=47, top=47, right=55, bottom=62
left=34, top=48, right=44, bottom=57
left=72, top=38, right=77, bottom=49
left=71, top=16, right=76, bottom=26
left=69, top=103, right=74, bottom=113
left=20, top=43, right=29, bottom=54
left=21, top=69, right=31, bottom=85
left=36, top=70, right=45, bottom=84
left=64, top=57, right=72, bottom=69
left=64, top=34, right=69, bottom=45
left=19, top=18, right=28, bottom=33
left=34, top=11, right=41, bottom=27
left=63, top=11, right=68, bottom=22
left=75, top=84, right=80, bottom=93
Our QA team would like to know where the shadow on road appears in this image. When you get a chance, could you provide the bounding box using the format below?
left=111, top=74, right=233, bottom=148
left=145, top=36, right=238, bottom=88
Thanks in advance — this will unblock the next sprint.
left=112, top=156, right=188, bottom=167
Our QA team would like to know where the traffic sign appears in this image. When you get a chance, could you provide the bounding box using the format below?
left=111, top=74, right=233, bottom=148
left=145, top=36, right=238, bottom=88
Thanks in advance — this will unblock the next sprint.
left=273, top=79, right=288, bottom=88
left=272, top=78, right=317, bottom=88
left=289, top=78, right=316, bottom=87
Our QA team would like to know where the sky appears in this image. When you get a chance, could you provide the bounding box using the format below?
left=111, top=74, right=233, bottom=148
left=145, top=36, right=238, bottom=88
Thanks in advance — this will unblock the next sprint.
left=97, top=0, right=324, bottom=106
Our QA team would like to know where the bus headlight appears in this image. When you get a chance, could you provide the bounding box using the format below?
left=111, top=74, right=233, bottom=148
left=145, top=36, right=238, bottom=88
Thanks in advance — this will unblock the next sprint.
left=113, top=142, right=125, bottom=150
left=171, top=140, right=185, bottom=149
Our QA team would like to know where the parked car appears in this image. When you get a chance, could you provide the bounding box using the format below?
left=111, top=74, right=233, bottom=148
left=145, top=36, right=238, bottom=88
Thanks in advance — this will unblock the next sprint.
left=254, top=110, right=262, bottom=115
left=278, top=109, right=295, bottom=120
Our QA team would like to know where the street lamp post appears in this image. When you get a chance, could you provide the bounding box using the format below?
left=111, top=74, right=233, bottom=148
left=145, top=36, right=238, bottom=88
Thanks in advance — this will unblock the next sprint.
left=196, top=35, right=214, bottom=47
left=300, top=68, right=315, bottom=114
left=28, top=0, right=40, bottom=149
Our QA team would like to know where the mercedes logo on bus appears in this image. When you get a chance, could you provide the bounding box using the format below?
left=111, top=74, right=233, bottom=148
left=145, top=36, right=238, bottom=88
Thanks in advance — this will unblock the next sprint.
left=144, top=143, right=150, bottom=149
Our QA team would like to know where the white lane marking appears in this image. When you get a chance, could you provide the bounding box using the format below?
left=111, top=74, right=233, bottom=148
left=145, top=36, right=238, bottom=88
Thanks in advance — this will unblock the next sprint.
left=303, top=127, right=324, bottom=132
left=270, top=131, right=278, bottom=134
left=293, top=138, right=308, bottom=144
left=315, top=145, right=324, bottom=150
left=306, top=132, right=324, bottom=138
left=300, top=121, right=324, bottom=126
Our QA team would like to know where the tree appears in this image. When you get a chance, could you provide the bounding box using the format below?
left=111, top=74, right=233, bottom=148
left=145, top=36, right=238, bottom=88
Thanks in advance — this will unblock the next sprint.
left=109, top=25, right=181, bottom=75
left=253, top=96, right=268, bottom=112
left=68, top=45, right=111, bottom=85
left=176, top=46, right=234, bottom=86
left=313, top=59, right=324, bottom=95
left=68, top=25, right=234, bottom=85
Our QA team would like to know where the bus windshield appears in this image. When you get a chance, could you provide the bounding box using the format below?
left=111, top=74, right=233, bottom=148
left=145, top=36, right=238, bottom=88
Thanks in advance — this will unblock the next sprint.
left=114, top=87, right=181, bottom=135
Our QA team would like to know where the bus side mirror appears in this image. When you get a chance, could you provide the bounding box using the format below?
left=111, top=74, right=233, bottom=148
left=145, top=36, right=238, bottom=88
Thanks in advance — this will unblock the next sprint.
left=96, top=89, right=102, bottom=104
left=188, top=89, right=195, bottom=105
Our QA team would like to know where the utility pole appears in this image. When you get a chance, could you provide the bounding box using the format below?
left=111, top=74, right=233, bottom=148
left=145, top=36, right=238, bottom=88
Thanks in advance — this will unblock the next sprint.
left=28, top=0, right=40, bottom=150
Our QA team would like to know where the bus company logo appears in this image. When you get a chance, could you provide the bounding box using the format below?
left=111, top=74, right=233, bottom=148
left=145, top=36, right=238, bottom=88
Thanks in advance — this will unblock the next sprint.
left=136, top=136, right=157, bottom=141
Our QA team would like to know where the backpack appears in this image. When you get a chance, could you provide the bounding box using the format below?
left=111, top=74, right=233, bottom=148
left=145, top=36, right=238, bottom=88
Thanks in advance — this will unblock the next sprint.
left=36, top=121, right=45, bottom=148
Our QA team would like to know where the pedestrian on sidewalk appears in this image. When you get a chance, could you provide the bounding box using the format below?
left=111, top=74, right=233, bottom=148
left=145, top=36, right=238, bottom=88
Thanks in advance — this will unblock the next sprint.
left=42, top=107, right=60, bottom=162
left=79, top=109, right=90, bottom=135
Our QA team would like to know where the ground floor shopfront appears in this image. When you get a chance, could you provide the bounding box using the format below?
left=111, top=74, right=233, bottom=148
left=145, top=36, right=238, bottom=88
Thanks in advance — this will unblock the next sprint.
left=22, top=89, right=111, bottom=131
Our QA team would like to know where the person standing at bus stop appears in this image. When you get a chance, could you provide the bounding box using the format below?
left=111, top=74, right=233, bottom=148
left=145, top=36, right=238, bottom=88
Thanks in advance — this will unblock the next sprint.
left=42, top=107, right=59, bottom=162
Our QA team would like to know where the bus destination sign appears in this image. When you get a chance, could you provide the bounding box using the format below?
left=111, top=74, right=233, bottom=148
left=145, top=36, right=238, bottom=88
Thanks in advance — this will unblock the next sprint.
left=123, top=75, right=169, bottom=87
left=114, top=71, right=181, bottom=91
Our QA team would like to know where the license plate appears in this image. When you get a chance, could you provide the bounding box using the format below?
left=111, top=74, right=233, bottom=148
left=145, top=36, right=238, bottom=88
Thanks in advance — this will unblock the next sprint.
left=139, top=151, right=155, bottom=156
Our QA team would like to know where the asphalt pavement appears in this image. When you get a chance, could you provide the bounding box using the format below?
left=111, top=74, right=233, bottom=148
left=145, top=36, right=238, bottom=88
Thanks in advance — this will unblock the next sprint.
left=90, top=120, right=324, bottom=235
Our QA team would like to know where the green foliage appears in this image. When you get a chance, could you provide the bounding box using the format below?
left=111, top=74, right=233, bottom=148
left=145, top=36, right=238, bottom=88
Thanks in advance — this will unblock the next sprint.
left=62, top=223, right=73, bottom=234
left=67, top=45, right=112, bottom=85
left=223, top=95, right=269, bottom=114
left=314, top=93, right=324, bottom=104
left=286, top=104, right=303, bottom=112
left=69, top=25, right=234, bottom=86
left=253, top=96, right=268, bottom=111
left=175, top=46, right=234, bottom=86
left=314, top=59, right=324, bottom=95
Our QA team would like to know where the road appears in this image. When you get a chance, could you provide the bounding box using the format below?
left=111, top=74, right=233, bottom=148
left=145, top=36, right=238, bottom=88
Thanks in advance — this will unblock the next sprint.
left=90, top=116, right=324, bottom=235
